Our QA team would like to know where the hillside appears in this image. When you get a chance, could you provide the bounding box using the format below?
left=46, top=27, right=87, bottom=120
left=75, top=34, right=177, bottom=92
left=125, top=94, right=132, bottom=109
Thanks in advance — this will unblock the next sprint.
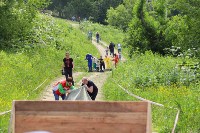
left=0, top=16, right=199, bottom=133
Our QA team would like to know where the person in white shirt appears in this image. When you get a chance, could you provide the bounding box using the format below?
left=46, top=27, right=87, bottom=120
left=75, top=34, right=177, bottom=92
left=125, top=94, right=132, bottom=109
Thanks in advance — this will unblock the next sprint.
left=117, top=43, right=122, bottom=53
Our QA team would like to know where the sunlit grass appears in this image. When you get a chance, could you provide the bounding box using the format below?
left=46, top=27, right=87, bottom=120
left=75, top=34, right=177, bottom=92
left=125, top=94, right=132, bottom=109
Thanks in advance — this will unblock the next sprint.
left=103, top=51, right=200, bottom=132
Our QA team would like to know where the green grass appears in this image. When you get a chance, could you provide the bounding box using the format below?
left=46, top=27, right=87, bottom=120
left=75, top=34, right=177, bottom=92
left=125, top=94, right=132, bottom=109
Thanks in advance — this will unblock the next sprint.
left=103, top=51, right=200, bottom=132
left=0, top=14, right=99, bottom=132
left=1, top=15, right=199, bottom=133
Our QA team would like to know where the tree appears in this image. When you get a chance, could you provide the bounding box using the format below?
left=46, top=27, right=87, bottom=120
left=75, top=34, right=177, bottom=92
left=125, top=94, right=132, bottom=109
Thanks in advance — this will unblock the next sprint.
left=125, top=0, right=168, bottom=56
left=106, top=0, right=136, bottom=31
left=0, top=0, right=50, bottom=49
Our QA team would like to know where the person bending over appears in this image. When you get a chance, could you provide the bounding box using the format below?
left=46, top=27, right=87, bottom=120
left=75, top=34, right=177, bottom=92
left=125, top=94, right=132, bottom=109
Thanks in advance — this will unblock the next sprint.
left=81, top=77, right=98, bottom=100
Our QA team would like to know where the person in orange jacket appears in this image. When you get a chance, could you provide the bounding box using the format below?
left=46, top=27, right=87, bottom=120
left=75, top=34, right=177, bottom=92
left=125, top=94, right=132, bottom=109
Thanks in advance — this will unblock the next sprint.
left=52, top=77, right=75, bottom=100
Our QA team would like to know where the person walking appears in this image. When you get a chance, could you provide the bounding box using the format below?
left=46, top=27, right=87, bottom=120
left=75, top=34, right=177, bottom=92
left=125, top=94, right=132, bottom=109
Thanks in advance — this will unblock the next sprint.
left=92, top=57, right=97, bottom=71
left=62, top=52, right=74, bottom=85
left=117, top=43, right=122, bottom=60
left=109, top=41, right=115, bottom=57
left=81, top=77, right=98, bottom=100
left=112, top=53, right=119, bottom=68
left=117, top=43, right=122, bottom=53
left=104, top=55, right=111, bottom=70
left=85, top=53, right=93, bottom=72
left=52, top=77, right=75, bottom=100
left=96, top=32, right=100, bottom=43
left=88, top=31, right=92, bottom=41
left=99, top=55, right=105, bottom=72
left=105, top=47, right=109, bottom=56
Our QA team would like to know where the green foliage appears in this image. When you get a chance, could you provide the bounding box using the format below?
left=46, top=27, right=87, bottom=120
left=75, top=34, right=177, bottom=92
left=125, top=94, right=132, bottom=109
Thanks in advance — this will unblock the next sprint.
left=106, top=0, right=135, bottom=31
left=106, top=5, right=132, bottom=31
left=0, top=0, right=50, bottom=49
left=47, top=0, right=123, bottom=24
left=126, top=0, right=169, bottom=56
left=107, top=0, right=200, bottom=57
left=103, top=51, right=200, bottom=132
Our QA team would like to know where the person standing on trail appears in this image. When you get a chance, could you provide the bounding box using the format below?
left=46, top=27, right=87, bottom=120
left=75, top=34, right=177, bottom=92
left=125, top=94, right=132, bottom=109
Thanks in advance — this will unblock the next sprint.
left=88, top=31, right=92, bottom=41
left=105, top=47, right=109, bottom=56
left=81, top=77, right=98, bottom=100
left=109, top=41, right=115, bottom=57
left=117, top=43, right=122, bottom=53
left=117, top=43, right=122, bottom=60
left=85, top=53, right=93, bottom=72
left=112, top=53, right=119, bottom=68
left=63, top=52, right=74, bottom=85
left=96, top=32, right=100, bottom=43
left=104, top=55, right=111, bottom=70
left=99, top=55, right=105, bottom=72
left=52, top=77, right=75, bottom=100
left=92, top=57, right=97, bottom=71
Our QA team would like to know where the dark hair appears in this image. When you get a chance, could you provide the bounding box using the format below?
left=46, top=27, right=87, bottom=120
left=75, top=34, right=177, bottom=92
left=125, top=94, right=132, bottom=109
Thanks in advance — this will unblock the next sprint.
left=67, top=77, right=73, bottom=82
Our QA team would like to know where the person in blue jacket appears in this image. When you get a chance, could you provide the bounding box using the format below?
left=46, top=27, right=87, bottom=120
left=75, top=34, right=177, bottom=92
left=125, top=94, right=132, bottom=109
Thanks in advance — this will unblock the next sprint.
left=85, top=53, right=93, bottom=72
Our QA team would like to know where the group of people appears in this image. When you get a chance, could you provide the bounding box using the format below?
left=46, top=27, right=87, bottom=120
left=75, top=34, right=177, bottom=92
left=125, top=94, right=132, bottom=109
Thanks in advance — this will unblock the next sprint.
left=53, top=52, right=99, bottom=101
left=87, top=31, right=100, bottom=43
left=85, top=53, right=104, bottom=72
left=85, top=53, right=119, bottom=72
left=107, top=41, right=122, bottom=59
left=53, top=77, right=98, bottom=101
left=53, top=37, right=122, bottom=101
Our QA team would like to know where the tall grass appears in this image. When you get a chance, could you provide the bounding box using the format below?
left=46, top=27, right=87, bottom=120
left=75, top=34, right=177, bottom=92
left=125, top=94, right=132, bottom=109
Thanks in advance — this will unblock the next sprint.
left=103, top=51, right=200, bottom=132
left=0, top=14, right=99, bottom=132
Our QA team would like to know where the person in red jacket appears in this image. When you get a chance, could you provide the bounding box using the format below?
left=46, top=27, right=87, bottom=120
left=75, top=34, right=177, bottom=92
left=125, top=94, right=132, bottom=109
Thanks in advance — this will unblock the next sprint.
left=112, top=53, right=119, bottom=68
left=52, top=77, right=75, bottom=100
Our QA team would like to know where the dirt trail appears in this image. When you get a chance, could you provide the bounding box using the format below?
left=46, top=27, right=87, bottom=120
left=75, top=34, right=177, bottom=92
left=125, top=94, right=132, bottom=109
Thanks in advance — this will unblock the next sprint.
left=41, top=29, right=111, bottom=101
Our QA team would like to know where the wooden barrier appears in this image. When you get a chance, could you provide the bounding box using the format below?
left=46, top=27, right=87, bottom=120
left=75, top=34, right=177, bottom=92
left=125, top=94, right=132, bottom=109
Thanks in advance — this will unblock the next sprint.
left=12, top=101, right=152, bottom=133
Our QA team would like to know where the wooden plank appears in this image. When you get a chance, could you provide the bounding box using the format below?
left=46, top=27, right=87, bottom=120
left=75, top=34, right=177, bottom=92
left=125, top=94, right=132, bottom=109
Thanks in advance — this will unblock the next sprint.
left=15, top=112, right=147, bottom=124
left=14, top=101, right=148, bottom=112
left=13, top=101, right=151, bottom=133
left=15, top=123, right=146, bottom=133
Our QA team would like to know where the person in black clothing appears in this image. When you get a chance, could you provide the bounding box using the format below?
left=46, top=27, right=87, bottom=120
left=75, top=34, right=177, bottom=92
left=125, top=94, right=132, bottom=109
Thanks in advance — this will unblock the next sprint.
left=62, top=52, right=74, bottom=85
left=96, top=32, right=100, bottom=43
left=82, top=77, right=98, bottom=100
left=99, top=55, right=105, bottom=72
left=109, top=41, right=115, bottom=57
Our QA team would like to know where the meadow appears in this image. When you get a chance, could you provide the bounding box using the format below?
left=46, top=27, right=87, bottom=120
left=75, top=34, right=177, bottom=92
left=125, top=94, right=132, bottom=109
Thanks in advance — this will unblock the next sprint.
left=103, top=51, right=200, bottom=132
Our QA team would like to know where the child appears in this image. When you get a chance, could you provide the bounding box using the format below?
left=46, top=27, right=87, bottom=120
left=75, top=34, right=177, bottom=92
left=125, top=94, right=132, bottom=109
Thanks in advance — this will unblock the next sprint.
left=92, top=57, right=97, bottom=71
left=118, top=52, right=122, bottom=60
left=104, top=55, right=111, bottom=70
left=112, top=53, right=119, bottom=68
left=105, top=47, right=109, bottom=56
left=96, top=59, right=100, bottom=72
left=99, top=56, right=105, bottom=72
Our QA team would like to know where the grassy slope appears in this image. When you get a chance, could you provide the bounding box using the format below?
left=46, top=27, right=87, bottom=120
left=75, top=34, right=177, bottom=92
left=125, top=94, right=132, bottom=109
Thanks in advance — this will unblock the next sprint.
left=0, top=15, right=99, bottom=132
left=0, top=18, right=199, bottom=132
